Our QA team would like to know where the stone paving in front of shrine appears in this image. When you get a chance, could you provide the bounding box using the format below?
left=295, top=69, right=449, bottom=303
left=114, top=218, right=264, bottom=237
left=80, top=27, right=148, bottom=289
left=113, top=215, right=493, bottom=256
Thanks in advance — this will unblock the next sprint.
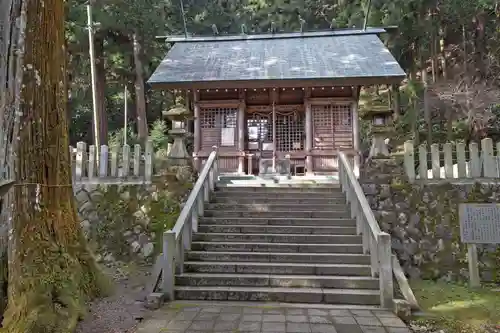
left=136, top=302, right=412, bottom=333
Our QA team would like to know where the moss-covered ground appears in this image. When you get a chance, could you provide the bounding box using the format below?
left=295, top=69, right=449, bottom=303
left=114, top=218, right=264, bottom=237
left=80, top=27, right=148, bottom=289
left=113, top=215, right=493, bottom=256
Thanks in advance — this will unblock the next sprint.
left=411, top=280, right=500, bottom=333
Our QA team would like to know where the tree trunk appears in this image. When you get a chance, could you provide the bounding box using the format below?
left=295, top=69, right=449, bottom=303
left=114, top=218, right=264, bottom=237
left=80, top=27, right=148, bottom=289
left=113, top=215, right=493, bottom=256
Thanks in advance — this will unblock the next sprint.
left=0, top=0, right=25, bottom=318
left=421, top=48, right=432, bottom=147
left=409, top=41, right=418, bottom=81
left=132, top=33, right=148, bottom=143
left=95, top=35, right=108, bottom=146
left=473, top=10, right=486, bottom=78
left=439, top=26, right=447, bottom=80
left=430, top=29, right=438, bottom=83
left=1, top=0, right=106, bottom=331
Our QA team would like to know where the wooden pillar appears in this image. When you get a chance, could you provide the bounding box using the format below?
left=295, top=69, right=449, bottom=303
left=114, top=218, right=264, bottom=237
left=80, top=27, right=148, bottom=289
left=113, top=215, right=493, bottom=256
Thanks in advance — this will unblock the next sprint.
left=304, top=88, right=313, bottom=175
left=237, top=89, right=246, bottom=174
left=193, top=89, right=201, bottom=171
left=271, top=89, right=278, bottom=173
left=352, top=86, right=360, bottom=177
left=185, top=90, right=193, bottom=135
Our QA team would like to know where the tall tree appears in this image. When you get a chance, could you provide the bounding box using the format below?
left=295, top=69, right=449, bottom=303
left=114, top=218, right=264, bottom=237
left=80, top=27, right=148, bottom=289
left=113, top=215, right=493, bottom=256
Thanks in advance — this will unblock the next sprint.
left=133, top=32, right=148, bottom=142
left=1, top=0, right=106, bottom=331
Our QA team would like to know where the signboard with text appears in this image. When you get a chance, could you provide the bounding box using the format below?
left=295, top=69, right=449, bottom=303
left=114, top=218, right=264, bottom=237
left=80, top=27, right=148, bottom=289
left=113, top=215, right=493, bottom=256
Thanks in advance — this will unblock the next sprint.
left=459, top=203, right=500, bottom=244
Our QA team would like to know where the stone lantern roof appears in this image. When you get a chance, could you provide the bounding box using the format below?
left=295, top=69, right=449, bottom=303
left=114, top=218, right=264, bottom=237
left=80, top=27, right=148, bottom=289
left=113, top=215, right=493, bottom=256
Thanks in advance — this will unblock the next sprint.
left=162, top=105, right=192, bottom=121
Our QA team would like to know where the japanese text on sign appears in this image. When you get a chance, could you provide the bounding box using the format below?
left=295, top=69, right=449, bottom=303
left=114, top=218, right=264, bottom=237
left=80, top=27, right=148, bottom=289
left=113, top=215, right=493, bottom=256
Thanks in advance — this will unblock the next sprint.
left=458, top=204, right=500, bottom=244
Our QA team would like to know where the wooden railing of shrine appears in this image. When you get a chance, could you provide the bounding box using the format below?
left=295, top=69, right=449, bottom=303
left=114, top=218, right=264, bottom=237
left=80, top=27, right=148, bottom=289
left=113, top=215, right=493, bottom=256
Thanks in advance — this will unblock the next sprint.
left=338, top=151, right=419, bottom=309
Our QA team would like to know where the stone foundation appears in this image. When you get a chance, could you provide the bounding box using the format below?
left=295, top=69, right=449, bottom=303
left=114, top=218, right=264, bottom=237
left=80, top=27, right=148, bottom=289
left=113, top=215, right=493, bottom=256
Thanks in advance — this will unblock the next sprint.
left=73, top=166, right=194, bottom=266
left=361, top=159, right=500, bottom=282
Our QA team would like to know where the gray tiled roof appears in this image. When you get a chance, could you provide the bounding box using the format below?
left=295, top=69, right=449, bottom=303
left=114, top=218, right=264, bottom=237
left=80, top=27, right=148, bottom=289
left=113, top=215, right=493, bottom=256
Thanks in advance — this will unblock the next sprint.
left=148, top=34, right=405, bottom=87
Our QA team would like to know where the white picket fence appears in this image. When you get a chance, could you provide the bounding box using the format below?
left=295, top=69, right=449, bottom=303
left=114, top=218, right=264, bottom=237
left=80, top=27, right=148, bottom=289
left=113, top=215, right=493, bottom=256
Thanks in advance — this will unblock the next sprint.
left=403, top=138, right=500, bottom=182
left=70, top=140, right=154, bottom=184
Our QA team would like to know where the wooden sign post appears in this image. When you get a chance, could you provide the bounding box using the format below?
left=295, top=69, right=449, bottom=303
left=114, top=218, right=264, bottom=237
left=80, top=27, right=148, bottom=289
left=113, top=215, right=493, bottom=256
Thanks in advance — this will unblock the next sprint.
left=458, top=203, right=500, bottom=288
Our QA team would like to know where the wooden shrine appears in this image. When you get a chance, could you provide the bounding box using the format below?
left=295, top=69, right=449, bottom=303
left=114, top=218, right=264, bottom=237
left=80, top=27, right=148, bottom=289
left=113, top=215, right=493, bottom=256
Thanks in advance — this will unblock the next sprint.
left=148, top=28, right=406, bottom=175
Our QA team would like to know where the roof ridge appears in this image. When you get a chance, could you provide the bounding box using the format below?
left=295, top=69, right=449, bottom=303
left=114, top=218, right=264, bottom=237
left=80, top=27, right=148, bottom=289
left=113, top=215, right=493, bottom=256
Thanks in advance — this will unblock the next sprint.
left=157, top=28, right=388, bottom=43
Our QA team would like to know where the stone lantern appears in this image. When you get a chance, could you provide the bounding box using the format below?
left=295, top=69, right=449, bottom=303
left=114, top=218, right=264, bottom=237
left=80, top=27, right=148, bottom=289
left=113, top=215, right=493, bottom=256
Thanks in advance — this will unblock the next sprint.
left=362, top=106, right=394, bottom=159
left=162, top=105, right=192, bottom=166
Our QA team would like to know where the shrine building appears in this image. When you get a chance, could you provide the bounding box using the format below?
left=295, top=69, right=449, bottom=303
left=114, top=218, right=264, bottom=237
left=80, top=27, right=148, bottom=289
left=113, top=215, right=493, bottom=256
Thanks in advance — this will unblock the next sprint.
left=148, top=28, right=405, bottom=175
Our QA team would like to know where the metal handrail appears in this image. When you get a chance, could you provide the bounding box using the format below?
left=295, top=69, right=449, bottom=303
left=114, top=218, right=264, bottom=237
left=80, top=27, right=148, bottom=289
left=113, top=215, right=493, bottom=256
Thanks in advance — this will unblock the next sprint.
left=161, top=147, right=219, bottom=300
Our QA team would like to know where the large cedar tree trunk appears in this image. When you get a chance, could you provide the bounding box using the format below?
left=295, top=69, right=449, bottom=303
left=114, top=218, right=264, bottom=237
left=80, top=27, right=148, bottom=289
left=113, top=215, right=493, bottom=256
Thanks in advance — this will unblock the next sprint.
left=1, top=0, right=105, bottom=331
left=132, top=33, right=148, bottom=143
left=0, top=0, right=25, bottom=317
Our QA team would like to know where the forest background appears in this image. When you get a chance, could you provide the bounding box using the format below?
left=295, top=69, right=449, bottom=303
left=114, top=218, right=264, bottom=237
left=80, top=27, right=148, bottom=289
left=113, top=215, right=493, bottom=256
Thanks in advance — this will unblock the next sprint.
left=66, top=0, right=500, bottom=152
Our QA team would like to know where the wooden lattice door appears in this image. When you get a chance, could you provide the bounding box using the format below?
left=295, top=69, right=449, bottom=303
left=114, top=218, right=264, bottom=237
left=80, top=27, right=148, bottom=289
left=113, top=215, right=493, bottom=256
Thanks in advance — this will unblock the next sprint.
left=200, top=107, right=238, bottom=150
left=312, top=103, right=352, bottom=150
left=275, top=111, right=304, bottom=152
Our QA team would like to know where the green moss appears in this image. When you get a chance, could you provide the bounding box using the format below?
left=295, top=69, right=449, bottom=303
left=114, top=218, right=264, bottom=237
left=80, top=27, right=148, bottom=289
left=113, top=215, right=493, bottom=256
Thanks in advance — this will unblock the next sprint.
left=89, top=177, right=193, bottom=260
left=148, top=192, right=181, bottom=252
left=389, top=181, right=500, bottom=282
left=411, top=280, right=500, bottom=332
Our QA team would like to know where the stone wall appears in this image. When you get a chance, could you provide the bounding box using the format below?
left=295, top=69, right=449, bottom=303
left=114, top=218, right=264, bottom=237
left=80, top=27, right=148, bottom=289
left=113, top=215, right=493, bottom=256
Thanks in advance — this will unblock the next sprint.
left=361, top=160, right=500, bottom=282
left=73, top=169, right=193, bottom=266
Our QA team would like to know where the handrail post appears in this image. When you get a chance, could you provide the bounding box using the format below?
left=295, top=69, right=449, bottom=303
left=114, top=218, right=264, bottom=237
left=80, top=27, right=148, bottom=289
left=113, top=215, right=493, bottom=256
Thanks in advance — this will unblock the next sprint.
left=209, top=167, right=215, bottom=192
left=176, top=232, right=184, bottom=274
left=212, top=146, right=219, bottom=181
left=197, top=190, right=204, bottom=217
left=369, top=234, right=379, bottom=277
left=204, top=179, right=210, bottom=202
left=183, top=213, right=192, bottom=251
left=162, top=230, right=175, bottom=300
left=191, top=204, right=199, bottom=232
left=338, top=161, right=345, bottom=193
left=378, top=232, right=394, bottom=308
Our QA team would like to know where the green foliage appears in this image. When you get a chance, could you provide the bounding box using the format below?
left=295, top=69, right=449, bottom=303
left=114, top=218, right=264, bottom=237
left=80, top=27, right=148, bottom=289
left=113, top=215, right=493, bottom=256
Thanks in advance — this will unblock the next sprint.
left=107, top=119, right=169, bottom=151
left=108, top=127, right=139, bottom=148
left=149, top=119, right=170, bottom=151
left=91, top=180, right=192, bottom=259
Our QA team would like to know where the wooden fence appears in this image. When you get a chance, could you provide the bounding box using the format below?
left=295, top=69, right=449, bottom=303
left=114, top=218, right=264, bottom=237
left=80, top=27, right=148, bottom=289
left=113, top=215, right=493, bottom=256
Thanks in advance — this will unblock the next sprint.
left=70, top=140, right=154, bottom=184
left=403, top=138, right=500, bottom=182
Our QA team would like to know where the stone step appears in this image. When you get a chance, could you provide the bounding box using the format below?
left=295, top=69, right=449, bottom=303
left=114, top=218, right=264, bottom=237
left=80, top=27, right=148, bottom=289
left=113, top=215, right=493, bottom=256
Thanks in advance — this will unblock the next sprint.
left=192, top=233, right=362, bottom=244
left=212, top=196, right=346, bottom=204
left=174, top=286, right=380, bottom=305
left=207, top=203, right=349, bottom=212
left=198, top=225, right=357, bottom=235
left=186, top=251, right=371, bottom=264
left=214, top=191, right=345, bottom=199
left=216, top=185, right=340, bottom=192
left=199, top=217, right=356, bottom=227
left=184, top=261, right=372, bottom=276
left=176, top=273, right=379, bottom=289
left=216, top=182, right=341, bottom=189
left=203, top=210, right=350, bottom=219
left=191, top=242, right=364, bottom=254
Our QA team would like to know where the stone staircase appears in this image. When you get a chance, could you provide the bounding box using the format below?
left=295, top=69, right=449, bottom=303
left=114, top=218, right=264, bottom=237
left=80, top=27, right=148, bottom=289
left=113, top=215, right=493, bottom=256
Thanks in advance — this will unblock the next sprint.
left=173, top=183, right=381, bottom=306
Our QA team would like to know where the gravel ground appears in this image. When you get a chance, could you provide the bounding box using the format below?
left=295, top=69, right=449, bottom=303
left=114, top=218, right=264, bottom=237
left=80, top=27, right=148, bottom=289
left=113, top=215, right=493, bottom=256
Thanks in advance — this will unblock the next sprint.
left=75, top=264, right=153, bottom=333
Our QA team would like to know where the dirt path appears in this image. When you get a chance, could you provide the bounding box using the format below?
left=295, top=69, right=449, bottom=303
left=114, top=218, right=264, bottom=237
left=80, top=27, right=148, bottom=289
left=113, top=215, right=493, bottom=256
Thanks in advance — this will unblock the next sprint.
left=75, top=264, right=153, bottom=333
